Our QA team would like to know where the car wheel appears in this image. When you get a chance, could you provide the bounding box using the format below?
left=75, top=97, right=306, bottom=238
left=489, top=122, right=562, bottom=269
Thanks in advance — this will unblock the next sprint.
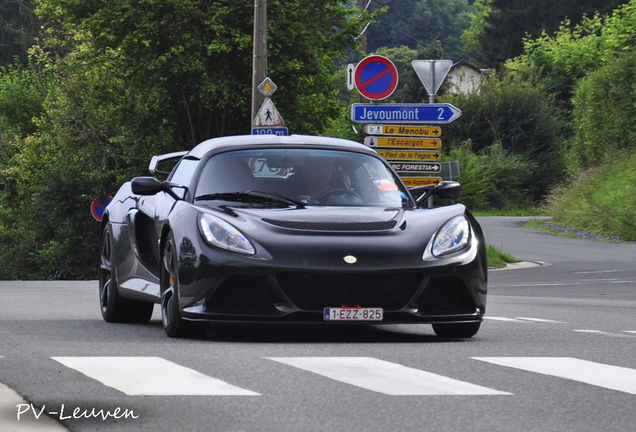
left=161, top=232, right=197, bottom=337
left=99, top=225, right=154, bottom=323
left=432, top=322, right=481, bottom=338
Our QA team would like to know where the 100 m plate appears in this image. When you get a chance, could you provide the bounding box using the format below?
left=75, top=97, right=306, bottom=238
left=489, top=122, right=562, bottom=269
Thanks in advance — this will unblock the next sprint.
left=323, top=307, right=383, bottom=321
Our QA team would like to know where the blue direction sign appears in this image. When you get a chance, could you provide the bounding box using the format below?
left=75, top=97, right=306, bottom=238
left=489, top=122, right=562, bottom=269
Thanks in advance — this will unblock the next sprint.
left=252, top=127, right=289, bottom=136
left=351, top=103, right=462, bottom=124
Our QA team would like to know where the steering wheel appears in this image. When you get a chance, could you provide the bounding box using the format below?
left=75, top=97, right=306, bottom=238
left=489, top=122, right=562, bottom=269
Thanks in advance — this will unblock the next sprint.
left=318, top=188, right=362, bottom=204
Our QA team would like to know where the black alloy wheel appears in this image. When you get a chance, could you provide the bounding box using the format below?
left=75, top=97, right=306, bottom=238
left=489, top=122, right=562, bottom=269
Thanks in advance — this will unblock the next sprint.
left=161, top=232, right=199, bottom=337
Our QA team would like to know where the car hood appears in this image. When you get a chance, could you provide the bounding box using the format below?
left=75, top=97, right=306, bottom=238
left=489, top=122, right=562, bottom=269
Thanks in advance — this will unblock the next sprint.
left=195, top=203, right=476, bottom=271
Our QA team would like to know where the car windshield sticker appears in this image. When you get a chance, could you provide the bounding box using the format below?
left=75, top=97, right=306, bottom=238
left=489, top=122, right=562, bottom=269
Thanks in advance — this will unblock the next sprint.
left=373, top=178, right=398, bottom=191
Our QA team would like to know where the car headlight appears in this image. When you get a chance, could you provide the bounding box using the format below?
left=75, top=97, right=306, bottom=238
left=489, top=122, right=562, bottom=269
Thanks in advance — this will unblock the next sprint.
left=199, top=213, right=255, bottom=255
left=431, top=215, right=471, bottom=257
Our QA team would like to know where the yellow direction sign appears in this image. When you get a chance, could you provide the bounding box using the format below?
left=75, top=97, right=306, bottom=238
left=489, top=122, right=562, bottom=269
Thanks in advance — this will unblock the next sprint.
left=376, top=149, right=441, bottom=161
left=364, top=124, right=441, bottom=137
left=364, top=136, right=441, bottom=149
left=401, top=177, right=442, bottom=187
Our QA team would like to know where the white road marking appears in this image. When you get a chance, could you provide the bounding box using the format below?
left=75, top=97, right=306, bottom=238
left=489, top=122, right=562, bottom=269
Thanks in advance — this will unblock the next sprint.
left=515, top=317, right=563, bottom=323
left=573, top=329, right=605, bottom=334
left=268, top=357, right=511, bottom=396
left=573, top=329, right=633, bottom=338
left=52, top=357, right=259, bottom=396
left=486, top=316, right=564, bottom=323
left=473, top=357, right=636, bottom=394
left=484, top=317, right=526, bottom=322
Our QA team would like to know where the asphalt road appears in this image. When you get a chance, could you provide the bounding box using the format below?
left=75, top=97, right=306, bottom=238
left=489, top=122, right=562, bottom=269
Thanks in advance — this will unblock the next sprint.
left=0, top=217, right=635, bottom=432
left=478, top=216, right=636, bottom=263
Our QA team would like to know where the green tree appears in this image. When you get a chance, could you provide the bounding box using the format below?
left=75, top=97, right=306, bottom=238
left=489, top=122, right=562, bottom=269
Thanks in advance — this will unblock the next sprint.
left=0, top=0, right=39, bottom=67
left=35, top=0, right=367, bottom=145
left=504, top=1, right=636, bottom=170
left=0, top=0, right=369, bottom=279
left=461, top=0, right=490, bottom=65
left=441, top=76, right=566, bottom=199
left=0, top=60, right=54, bottom=278
left=0, top=60, right=51, bottom=139
left=569, top=50, right=636, bottom=169
left=267, top=1, right=370, bottom=134
left=464, top=0, right=630, bottom=68
left=366, top=0, right=475, bottom=60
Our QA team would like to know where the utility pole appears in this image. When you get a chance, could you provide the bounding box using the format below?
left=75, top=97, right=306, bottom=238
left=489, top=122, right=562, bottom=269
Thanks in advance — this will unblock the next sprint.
left=251, top=0, right=267, bottom=122
left=359, top=0, right=368, bottom=104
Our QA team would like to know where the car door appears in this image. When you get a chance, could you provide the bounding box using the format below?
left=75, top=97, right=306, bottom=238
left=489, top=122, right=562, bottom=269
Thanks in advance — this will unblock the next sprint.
left=133, top=158, right=198, bottom=277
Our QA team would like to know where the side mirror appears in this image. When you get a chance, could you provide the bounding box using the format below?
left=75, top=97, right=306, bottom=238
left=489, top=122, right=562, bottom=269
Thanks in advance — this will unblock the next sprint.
left=435, top=181, right=462, bottom=200
left=131, top=177, right=185, bottom=200
left=412, top=181, right=461, bottom=206
left=131, top=176, right=164, bottom=195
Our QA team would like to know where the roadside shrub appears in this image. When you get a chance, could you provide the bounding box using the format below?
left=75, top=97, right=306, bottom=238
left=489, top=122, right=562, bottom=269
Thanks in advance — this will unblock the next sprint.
left=448, top=140, right=538, bottom=210
left=442, top=76, right=566, bottom=201
left=568, top=50, right=636, bottom=170
left=546, top=150, right=636, bottom=241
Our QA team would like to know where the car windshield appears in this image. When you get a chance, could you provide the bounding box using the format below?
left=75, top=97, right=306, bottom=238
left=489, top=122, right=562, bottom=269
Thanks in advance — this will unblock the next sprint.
left=195, top=148, right=413, bottom=208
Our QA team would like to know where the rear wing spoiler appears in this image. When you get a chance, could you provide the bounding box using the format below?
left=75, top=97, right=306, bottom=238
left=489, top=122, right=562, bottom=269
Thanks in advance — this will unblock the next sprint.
left=148, top=151, right=189, bottom=176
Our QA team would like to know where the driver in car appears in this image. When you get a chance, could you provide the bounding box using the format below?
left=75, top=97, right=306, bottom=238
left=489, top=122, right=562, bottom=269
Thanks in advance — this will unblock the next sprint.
left=290, top=157, right=361, bottom=205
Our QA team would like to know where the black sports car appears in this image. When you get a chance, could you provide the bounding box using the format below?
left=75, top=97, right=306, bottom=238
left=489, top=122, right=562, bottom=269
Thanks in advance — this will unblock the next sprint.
left=99, top=134, right=487, bottom=338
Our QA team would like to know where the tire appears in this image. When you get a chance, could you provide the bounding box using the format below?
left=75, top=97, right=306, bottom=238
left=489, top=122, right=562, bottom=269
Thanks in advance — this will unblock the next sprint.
left=432, top=322, right=481, bottom=338
left=99, top=225, right=154, bottom=323
left=161, top=232, right=198, bottom=337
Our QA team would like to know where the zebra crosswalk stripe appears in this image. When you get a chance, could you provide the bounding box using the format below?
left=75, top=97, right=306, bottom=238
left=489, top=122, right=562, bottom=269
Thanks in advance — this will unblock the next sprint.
left=472, top=357, right=636, bottom=394
left=38, top=356, right=636, bottom=397
left=268, top=357, right=511, bottom=396
left=51, top=357, right=259, bottom=396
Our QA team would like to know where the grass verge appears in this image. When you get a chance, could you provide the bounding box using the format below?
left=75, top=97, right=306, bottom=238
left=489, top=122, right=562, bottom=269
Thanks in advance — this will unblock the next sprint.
left=487, top=244, right=519, bottom=269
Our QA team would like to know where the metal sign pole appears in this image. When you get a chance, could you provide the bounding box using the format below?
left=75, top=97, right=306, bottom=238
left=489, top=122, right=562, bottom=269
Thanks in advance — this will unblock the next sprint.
left=429, top=60, right=436, bottom=103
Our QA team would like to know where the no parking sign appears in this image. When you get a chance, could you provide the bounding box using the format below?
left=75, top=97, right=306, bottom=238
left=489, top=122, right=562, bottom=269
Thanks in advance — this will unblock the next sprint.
left=354, top=55, right=399, bottom=100
left=91, top=196, right=113, bottom=222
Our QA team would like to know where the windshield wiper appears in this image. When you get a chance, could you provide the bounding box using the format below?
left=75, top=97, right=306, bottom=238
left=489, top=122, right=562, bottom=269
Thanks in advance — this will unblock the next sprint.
left=195, top=190, right=305, bottom=208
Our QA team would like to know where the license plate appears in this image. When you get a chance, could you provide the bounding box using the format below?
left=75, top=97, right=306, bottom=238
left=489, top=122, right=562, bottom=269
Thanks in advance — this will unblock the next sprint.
left=323, top=307, right=383, bottom=321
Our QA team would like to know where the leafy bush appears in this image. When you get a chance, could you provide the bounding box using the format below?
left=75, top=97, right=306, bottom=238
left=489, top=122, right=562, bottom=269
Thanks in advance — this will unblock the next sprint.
left=0, top=61, right=52, bottom=138
left=505, top=16, right=604, bottom=109
left=448, top=140, right=538, bottom=210
left=546, top=150, right=636, bottom=241
left=569, top=50, right=636, bottom=170
left=442, top=76, right=566, bottom=200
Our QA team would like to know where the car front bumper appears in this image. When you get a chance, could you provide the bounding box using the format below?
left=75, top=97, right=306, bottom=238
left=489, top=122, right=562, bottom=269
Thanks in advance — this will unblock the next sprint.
left=177, top=245, right=486, bottom=325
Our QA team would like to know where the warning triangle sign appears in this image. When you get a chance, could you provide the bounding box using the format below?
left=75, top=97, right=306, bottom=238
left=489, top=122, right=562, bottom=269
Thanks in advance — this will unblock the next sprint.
left=252, top=98, right=285, bottom=127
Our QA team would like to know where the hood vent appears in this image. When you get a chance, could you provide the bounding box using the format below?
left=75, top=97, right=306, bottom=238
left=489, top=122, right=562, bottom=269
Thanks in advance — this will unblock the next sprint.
left=262, top=218, right=397, bottom=232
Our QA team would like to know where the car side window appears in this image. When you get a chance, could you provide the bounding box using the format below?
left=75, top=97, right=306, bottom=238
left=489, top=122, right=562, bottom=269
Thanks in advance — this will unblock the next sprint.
left=169, top=158, right=198, bottom=186
left=166, top=158, right=198, bottom=199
